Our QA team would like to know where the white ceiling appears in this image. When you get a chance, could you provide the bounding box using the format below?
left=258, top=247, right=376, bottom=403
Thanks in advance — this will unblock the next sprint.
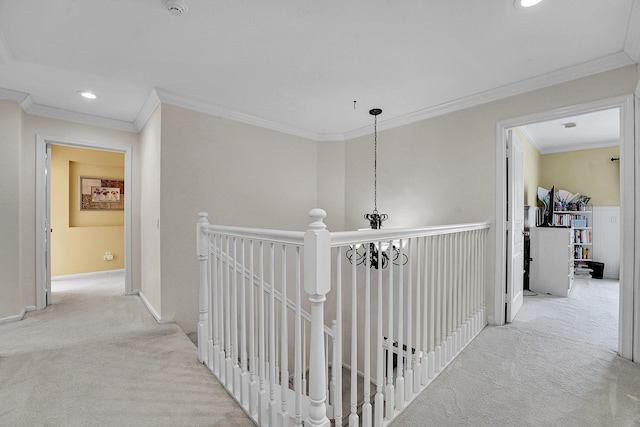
left=519, top=108, right=621, bottom=154
left=0, top=0, right=639, bottom=141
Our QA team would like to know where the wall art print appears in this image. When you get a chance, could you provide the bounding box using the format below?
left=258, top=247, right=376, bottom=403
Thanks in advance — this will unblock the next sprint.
left=80, top=177, right=125, bottom=211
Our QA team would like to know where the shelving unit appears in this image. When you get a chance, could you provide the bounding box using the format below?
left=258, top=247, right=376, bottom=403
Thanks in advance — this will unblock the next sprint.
left=553, top=208, right=593, bottom=279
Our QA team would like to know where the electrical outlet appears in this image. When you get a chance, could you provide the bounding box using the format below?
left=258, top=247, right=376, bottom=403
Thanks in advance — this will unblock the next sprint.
left=104, top=251, right=114, bottom=261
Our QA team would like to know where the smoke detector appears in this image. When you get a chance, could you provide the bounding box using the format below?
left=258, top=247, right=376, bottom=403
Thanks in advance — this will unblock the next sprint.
left=165, top=0, right=188, bottom=16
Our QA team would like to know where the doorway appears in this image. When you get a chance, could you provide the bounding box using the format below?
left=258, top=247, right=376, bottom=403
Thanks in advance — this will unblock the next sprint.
left=495, top=95, right=635, bottom=361
left=35, top=136, right=133, bottom=309
left=49, top=145, right=125, bottom=290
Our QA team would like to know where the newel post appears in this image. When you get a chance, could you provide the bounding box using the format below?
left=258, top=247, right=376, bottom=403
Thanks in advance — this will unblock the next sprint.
left=304, top=209, right=331, bottom=427
left=197, top=212, right=210, bottom=364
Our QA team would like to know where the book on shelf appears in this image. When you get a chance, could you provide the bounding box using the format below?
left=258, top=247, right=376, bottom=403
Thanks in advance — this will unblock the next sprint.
left=574, top=246, right=590, bottom=260
left=572, top=229, right=592, bottom=244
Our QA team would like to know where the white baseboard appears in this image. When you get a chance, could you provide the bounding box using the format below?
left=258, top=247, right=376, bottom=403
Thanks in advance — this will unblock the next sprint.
left=138, top=291, right=173, bottom=324
left=52, top=269, right=125, bottom=281
left=0, top=305, right=37, bottom=324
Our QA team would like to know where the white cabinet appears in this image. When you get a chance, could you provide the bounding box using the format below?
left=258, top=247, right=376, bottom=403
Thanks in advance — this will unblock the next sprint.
left=529, top=227, right=573, bottom=297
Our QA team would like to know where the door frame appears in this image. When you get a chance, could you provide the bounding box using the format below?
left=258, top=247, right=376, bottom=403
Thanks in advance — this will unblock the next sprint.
left=35, top=135, right=133, bottom=309
left=494, top=94, right=635, bottom=361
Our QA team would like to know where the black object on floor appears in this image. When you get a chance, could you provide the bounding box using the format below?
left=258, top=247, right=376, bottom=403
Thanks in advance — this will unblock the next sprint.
left=590, top=261, right=605, bottom=279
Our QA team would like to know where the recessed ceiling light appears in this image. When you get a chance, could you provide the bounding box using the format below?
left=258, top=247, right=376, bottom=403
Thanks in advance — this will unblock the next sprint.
left=514, top=0, right=543, bottom=9
left=78, top=91, right=97, bottom=99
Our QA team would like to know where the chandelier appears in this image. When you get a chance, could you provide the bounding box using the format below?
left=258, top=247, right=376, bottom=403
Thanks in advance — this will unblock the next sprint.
left=346, top=108, right=407, bottom=269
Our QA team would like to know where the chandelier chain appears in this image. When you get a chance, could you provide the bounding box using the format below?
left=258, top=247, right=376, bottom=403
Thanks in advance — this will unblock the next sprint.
left=373, top=113, right=378, bottom=214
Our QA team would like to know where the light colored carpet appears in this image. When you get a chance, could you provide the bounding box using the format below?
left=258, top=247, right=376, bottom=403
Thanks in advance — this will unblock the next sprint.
left=0, top=272, right=253, bottom=427
left=393, top=279, right=640, bottom=426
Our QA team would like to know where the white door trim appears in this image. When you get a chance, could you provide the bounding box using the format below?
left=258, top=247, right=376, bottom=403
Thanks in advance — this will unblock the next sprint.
left=35, top=135, right=133, bottom=309
left=494, top=95, right=635, bottom=361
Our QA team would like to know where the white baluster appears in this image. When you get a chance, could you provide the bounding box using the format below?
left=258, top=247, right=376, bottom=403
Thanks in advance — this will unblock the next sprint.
left=414, top=237, right=423, bottom=392
left=295, top=246, right=302, bottom=427
left=279, top=244, right=290, bottom=427
left=212, top=234, right=220, bottom=375
left=323, top=330, right=328, bottom=409
left=405, top=238, right=414, bottom=400
left=386, top=240, right=395, bottom=420
left=217, top=235, right=226, bottom=380
left=303, top=209, right=331, bottom=427
left=269, top=243, right=278, bottom=427
left=374, top=242, right=384, bottom=427
left=225, top=236, right=233, bottom=387
left=330, top=319, right=337, bottom=412
left=258, top=241, right=267, bottom=426
left=462, top=232, right=468, bottom=345
left=248, top=240, right=257, bottom=417
left=422, top=236, right=431, bottom=386
left=396, top=239, right=405, bottom=411
left=233, top=238, right=241, bottom=397
left=240, top=239, right=249, bottom=406
left=197, top=213, right=210, bottom=365
left=452, top=233, right=459, bottom=357
left=446, top=234, right=453, bottom=364
left=303, top=322, right=307, bottom=397
left=462, top=231, right=470, bottom=344
left=349, top=241, right=358, bottom=427
left=434, top=235, right=442, bottom=373
left=362, top=245, right=372, bottom=427
left=335, top=247, right=343, bottom=427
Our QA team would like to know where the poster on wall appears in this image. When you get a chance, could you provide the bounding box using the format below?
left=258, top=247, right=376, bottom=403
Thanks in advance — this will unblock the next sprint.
left=79, top=177, right=125, bottom=211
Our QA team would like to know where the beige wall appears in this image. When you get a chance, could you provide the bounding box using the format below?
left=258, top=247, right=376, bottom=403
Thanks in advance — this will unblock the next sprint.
left=50, top=145, right=125, bottom=276
left=540, top=145, right=620, bottom=206
left=0, top=100, right=23, bottom=317
left=158, top=103, right=319, bottom=329
left=515, top=128, right=542, bottom=206
left=317, top=140, right=346, bottom=231
left=140, top=105, right=162, bottom=316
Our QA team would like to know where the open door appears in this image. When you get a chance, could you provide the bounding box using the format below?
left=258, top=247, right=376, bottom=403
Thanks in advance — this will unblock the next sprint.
left=45, top=143, right=52, bottom=305
left=506, top=129, right=524, bottom=322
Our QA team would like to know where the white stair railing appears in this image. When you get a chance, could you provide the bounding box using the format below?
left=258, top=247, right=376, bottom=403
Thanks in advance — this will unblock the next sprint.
left=197, top=209, right=489, bottom=426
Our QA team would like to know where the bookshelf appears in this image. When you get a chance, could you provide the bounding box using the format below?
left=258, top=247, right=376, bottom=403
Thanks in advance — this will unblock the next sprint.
left=554, top=209, right=593, bottom=278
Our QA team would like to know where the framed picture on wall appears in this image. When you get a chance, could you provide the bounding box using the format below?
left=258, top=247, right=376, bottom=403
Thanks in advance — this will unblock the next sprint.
left=79, top=177, right=125, bottom=211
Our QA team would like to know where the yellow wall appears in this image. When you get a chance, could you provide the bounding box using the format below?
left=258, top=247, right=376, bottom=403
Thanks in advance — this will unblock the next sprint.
left=539, top=145, right=620, bottom=206
left=51, top=145, right=125, bottom=276
left=514, top=128, right=541, bottom=206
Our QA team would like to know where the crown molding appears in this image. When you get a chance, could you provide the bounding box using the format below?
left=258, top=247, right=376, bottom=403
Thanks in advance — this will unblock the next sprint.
left=624, top=0, right=640, bottom=63
left=155, top=88, right=320, bottom=141
left=342, top=52, right=634, bottom=141
left=134, top=89, right=161, bottom=131
left=26, top=103, right=137, bottom=132
left=0, top=87, right=138, bottom=132
left=19, top=93, right=34, bottom=111
left=317, top=132, right=346, bottom=142
left=540, top=139, right=620, bottom=155
left=0, top=87, right=29, bottom=104
left=516, top=126, right=542, bottom=153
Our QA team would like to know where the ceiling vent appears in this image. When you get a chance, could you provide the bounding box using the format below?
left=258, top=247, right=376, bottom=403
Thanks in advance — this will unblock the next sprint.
left=165, top=0, right=188, bottom=16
